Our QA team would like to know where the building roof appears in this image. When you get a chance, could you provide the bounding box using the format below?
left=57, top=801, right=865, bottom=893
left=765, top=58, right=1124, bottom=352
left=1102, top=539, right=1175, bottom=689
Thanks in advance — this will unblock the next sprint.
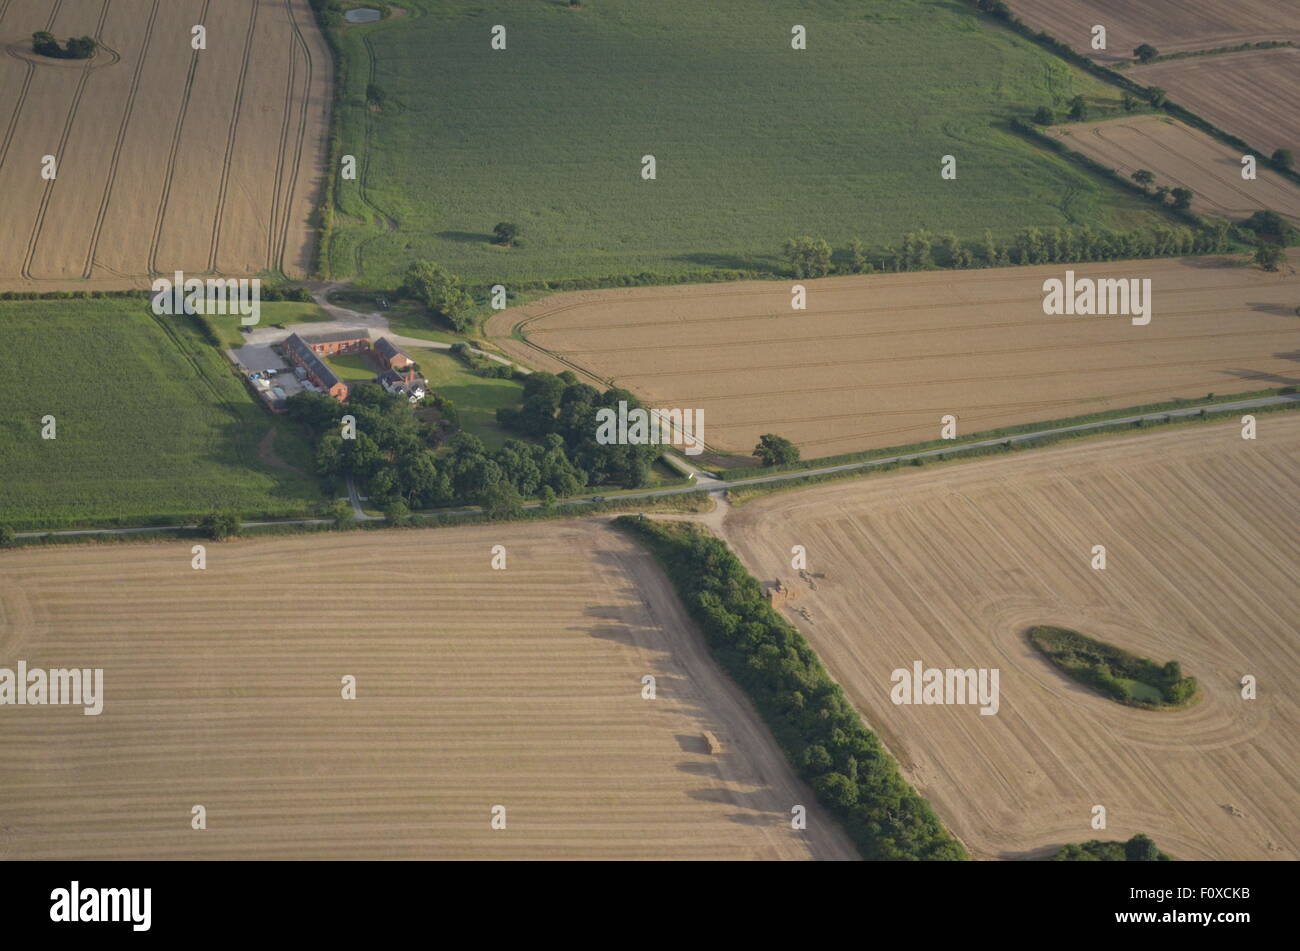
left=374, top=336, right=409, bottom=361
left=284, top=333, right=342, bottom=389
left=300, top=329, right=370, bottom=345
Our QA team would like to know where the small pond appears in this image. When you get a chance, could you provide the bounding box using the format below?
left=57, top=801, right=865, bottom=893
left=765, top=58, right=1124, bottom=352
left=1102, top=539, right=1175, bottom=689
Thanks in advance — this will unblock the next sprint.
left=345, top=8, right=382, bottom=23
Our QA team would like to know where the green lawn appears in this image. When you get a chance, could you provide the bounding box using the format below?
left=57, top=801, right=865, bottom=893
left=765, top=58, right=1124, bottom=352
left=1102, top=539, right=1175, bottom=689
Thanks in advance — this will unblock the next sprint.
left=0, top=300, right=323, bottom=530
left=202, top=301, right=333, bottom=350
left=324, top=0, right=1176, bottom=287
left=410, top=347, right=524, bottom=450
left=323, top=351, right=382, bottom=381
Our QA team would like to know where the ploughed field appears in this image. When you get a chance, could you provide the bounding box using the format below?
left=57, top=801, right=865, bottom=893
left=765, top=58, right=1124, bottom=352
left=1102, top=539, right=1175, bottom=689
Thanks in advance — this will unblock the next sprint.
left=488, top=257, right=1300, bottom=459
left=0, top=0, right=330, bottom=290
left=1004, top=0, right=1300, bottom=65
left=726, top=415, right=1300, bottom=860
left=1049, top=116, right=1300, bottom=223
left=0, top=521, right=856, bottom=860
left=1132, top=48, right=1300, bottom=161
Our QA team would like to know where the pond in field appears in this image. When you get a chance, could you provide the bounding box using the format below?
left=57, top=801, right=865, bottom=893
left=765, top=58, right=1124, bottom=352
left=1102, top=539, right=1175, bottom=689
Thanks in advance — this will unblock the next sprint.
left=345, top=8, right=381, bottom=23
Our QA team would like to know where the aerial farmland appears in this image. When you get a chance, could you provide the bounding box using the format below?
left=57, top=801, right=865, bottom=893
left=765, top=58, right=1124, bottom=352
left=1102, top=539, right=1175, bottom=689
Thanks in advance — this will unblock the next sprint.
left=0, top=0, right=1296, bottom=906
left=489, top=258, right=1300, bottom=457
left=0, top=0, right=329, bottom=289
left=726, top=416, right=1300, bottom=860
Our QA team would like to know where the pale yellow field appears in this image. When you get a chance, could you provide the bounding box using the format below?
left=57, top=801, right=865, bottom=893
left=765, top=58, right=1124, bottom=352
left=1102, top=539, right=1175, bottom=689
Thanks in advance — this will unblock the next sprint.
left=1050, top=116, right=1300, bottom=222
left=488, top=258, right=1300, bottom=459
left=726, top=415, right=1300, bottom=860
left=0, top=521, right=855, bottom=860
left=1005, top=0, right=1300, bottom=64
left=0, top=0, right=330, bottom=289
left=1133, top=48, right=1300, bottom=161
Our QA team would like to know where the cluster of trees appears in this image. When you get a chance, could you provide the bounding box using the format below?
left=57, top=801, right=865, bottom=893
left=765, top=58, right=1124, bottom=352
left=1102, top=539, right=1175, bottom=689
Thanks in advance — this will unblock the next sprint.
left=618, top=517, right=966, bottom=860
left=289, top=383, right=585, bottom=516
left=449, top=342, right=517, bottom=379
left=1028, top=625, right=1199, bottom=708
left=0, top=525, right=15, bottom=548
left=402, top=261, right=475, bottom=333
left=1129, top=170, right=1194, bottom=210
left=32, top=32, right=96, bottom=59
left=492, top=222, right=519, bottom=246
left=198, top=512, right=239, bottom=541
left=285, top=370, right=661, bottom=518
left=496, top=371, right=662, bottom=489
left=1134, top=43, right=1160, bottom=63
left=754, top=434, right=799, bottom=466
left=1054, top=833, right=1169, bottom=861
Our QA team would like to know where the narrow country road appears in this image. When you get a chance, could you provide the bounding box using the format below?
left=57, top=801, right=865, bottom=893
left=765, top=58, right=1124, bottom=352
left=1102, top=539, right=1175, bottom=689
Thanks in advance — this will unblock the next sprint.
left=14, top=393, right=1297, bottom=541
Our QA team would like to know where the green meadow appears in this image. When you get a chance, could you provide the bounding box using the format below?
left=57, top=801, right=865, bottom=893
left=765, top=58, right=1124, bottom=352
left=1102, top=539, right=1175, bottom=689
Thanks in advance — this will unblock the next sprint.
left=408, top=347, right=524, bottom=451
left=324, top=0, right=1174, bottom=287
left=0, top=300, right=322, bottom=530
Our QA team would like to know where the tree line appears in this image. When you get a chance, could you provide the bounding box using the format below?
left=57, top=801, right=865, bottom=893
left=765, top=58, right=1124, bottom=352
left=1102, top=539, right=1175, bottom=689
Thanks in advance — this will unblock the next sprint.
left=616, top=516, right=967, bottom=860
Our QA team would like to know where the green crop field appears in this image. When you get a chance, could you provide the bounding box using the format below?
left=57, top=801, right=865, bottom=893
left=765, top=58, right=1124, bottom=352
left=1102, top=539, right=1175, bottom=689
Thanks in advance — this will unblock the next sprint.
left=324, top=0, right=1175, bottom=287
left=0, top=300, right=323, bottom=531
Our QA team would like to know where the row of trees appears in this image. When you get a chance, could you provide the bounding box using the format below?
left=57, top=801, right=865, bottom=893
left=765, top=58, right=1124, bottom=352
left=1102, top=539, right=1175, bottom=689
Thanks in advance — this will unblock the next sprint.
left=619, top=517, right=967, bottom=860
left=787, top=219, right=1239, bottom=277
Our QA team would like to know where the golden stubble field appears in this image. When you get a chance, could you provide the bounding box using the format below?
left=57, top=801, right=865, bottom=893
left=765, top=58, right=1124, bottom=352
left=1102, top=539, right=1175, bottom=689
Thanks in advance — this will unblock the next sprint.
left=1133, top=48, right=1300, bottom=161
left=1004, top=0, right=1300, bottom=65
left=1050, top=116, right=1300, bottom=223
left=725, top=415, right=1300, bottom=860
left=0, top=0, right=330, bottom=290
left=488, top=258, right=1300, bottom=459
left=0, top=520, right=855, bottom=860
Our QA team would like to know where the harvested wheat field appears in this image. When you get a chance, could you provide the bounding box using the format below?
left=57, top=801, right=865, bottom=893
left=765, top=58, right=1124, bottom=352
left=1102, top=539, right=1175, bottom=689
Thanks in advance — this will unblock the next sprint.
left=0, top=0, right=330, bottom=290
left=1004, top=0, right=1300, bottom=65
left=1049, top=116, right=1300, bottom=222
left=0, top=520, right=854, bottom=860
left=1133, top=48, right=1300, bottom=161
left=726, top=414, right=1300, bottom=860
left=488, top=258, right=1300, bottom=459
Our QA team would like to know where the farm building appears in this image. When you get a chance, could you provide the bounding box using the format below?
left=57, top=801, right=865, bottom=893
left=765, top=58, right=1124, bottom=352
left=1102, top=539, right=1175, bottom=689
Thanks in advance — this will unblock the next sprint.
left=374, top=336, right=414, bottom=370
left=379, top=367, right=427, bottom=401
left=297, top=330, right=371, bottom=356
left=283, top=333, right=349, bottom=401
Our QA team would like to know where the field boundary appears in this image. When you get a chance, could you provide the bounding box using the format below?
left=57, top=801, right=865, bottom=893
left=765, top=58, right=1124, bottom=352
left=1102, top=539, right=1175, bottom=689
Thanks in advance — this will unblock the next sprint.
left=962, top=0, right=1300, bottom=191
left=9, top=393, right=1297, bottom=542
left=614, top=515, right=968, bottom=860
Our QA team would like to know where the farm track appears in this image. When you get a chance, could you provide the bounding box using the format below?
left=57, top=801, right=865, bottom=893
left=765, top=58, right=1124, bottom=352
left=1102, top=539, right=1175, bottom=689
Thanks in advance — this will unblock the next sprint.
left=206, top=0, right=259, bottom=273
left=81, top=0, right=158, bottom=278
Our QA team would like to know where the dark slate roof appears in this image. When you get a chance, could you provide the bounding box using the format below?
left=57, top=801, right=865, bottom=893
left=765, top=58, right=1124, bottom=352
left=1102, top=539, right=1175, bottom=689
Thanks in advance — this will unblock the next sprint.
left=374, top=336, right=409, bottom=361
left=284, top=333, right=341, bottom=388
left=300, top=329, right=370, bottom=345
